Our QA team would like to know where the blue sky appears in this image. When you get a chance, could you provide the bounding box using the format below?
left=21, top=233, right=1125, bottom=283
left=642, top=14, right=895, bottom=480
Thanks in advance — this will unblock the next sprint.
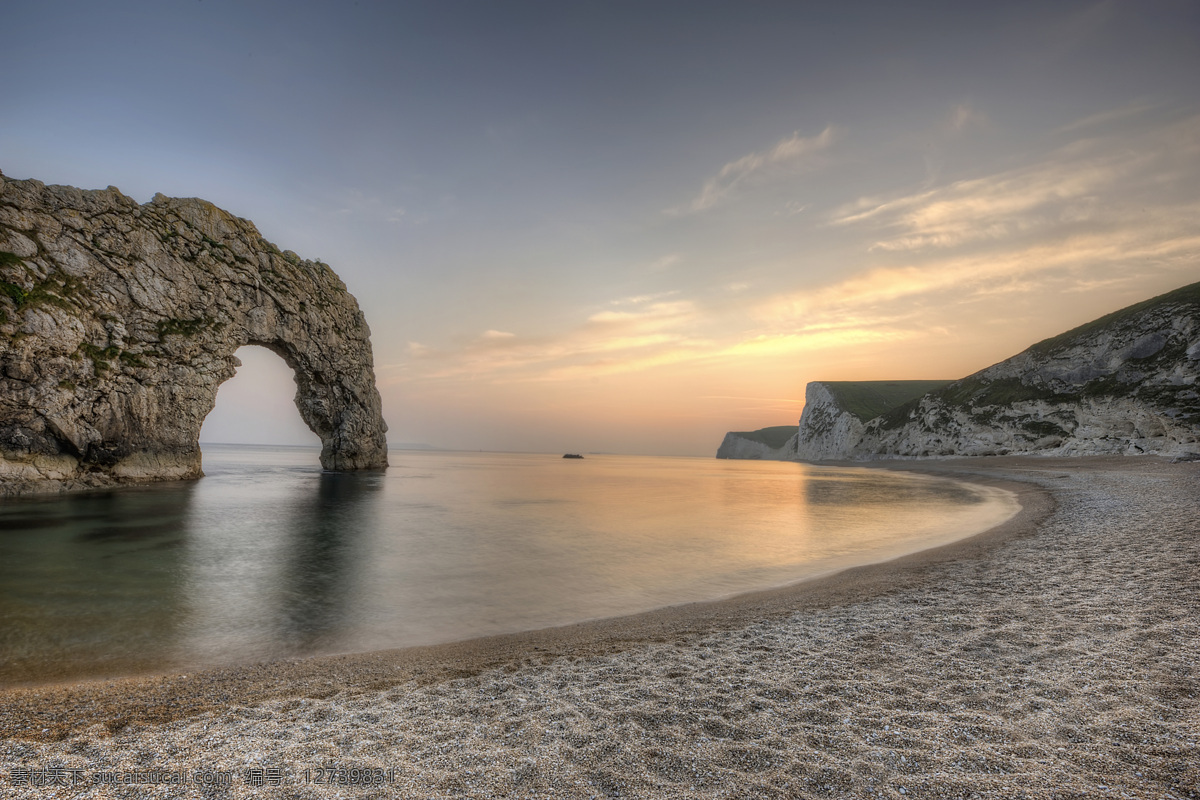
left=5, top=1, right=1199, bottom=454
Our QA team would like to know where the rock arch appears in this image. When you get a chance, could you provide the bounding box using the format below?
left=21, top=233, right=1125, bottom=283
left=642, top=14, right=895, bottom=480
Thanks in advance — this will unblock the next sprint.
left=0, top=171, right=388, bottom=493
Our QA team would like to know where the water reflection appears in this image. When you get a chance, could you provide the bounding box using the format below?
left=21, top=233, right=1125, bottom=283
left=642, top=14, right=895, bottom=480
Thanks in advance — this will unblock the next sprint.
left=1, top=448, right=1017, bottom=684
left=804, top=467, right=986, bottom=507
left=272, top=471, right=383, bottom=652
left=174, top=459, right=385, bottom=667
left=0, top=484, right=195, bottom=683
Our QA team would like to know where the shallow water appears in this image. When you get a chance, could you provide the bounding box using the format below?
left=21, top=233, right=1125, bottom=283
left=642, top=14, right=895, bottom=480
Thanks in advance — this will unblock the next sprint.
left=0, top=446, right=1017, bottom=684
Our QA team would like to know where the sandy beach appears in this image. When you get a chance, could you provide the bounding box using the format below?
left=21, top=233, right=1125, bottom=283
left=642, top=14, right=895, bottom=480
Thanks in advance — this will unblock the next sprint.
left=1, top=456, right=1197, bottom=798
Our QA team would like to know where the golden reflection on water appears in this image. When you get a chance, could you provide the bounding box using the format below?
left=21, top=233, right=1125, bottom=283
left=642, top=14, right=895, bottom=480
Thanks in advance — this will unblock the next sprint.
left=341, top=453, right=1014, bottom=654
left=0, top=447, right=1017, bottom=684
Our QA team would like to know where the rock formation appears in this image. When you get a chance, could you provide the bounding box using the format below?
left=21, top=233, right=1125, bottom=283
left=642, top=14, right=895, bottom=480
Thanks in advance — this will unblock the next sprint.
left=792, top=381, right=952, bottom=461
left=0, top=170, right=389, bottom=494
left=715, top=426, right=798, bottom=460
left=791, top=382, right=865, bottom=461
left=718, top=281, right=1200, bottom=461
left=853, top=282, right=1200, bottom=459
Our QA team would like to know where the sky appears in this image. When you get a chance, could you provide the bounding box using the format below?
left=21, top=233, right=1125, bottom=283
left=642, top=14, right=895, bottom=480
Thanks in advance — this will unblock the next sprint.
left=5, top=0, right=1199, bottom=456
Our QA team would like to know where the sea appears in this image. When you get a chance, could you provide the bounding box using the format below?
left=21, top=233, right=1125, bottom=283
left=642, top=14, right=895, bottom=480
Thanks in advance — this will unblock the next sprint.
left=0, top=445, right=1018, bottom=685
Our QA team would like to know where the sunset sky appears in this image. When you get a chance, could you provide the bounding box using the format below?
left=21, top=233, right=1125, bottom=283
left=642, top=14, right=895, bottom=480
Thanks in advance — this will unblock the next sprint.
left=5, top=1, right=1199, bottom=455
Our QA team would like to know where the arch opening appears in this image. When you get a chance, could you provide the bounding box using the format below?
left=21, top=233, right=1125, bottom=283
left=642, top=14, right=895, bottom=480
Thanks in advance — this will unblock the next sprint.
left=200, top=345, right=322, bottom=452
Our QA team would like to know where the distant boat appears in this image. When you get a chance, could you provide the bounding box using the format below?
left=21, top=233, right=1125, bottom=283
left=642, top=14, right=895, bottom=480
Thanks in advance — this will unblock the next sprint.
left=562, top=453, right=584, bottom=459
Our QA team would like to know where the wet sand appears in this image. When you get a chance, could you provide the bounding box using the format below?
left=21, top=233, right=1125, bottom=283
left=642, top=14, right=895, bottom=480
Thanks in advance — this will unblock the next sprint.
left=1, top=456, right=1197, bottom=798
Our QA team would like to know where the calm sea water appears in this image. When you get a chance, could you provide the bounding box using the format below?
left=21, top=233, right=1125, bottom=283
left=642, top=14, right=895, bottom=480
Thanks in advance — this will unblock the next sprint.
left=0, top=446, right=1017, bottom=685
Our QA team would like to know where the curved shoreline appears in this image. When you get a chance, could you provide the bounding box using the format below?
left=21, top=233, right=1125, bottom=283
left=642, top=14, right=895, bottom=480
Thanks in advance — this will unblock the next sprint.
left=4, top=454, right=1197, bottom=798
left=0, top=458, right=1046, bottom=740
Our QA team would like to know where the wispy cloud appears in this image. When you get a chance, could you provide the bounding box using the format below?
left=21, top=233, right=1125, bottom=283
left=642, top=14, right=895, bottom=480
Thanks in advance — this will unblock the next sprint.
left=648, top=253, right=682, bottom=272
left=774, top=200, right=810, bottom=217
left=831, top=114, right=1200, bottom=253
left=609, top=290, right=680, bottom=306
left=398, top=115, right=1200, bottom=392
left=947, top=102, right=987, bottom=135
left=675, top=126, right=837, bottom=214
left=751, top=115, right=1200, bottom=351
left=401, top=283, right=938, bottom=387
left=589, top=299, right=693, bottom=325
left=701, top=395, right=804, bottom=404
left=404, top=297, right=711, bottom=383
left=1052, top=101, right=1153, bottom=135
left=761, top=212, right=1200, bottom=334
left=831, top=160, right=1123, bottom=252
left=331, top=188, right=409, bottom=225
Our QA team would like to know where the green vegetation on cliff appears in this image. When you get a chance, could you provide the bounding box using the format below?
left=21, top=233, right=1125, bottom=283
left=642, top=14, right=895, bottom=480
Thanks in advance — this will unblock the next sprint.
left=729, top=425, right=798, bottom=450
left=874, top=280, right=1200, bottom=440
left=822, top=380, right=955, bottom=422
left=1026, top=281, right=1200, bottom=357
left=891, top=280, right=1200, bottom=427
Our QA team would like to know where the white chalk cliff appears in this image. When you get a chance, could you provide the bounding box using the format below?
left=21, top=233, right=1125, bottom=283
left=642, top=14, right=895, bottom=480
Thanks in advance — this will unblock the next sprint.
left=791, top=382, right=869, bottom=461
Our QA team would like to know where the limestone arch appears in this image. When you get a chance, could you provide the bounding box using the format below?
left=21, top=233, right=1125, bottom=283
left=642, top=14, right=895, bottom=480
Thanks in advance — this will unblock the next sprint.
left=183, top=285, right=391, bottom=474
left=0, top=174, right=389, bottom=491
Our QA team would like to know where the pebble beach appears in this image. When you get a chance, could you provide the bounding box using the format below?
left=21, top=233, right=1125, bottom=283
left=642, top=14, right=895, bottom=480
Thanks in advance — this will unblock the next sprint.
left=1, top=456, right=1197, bottom=799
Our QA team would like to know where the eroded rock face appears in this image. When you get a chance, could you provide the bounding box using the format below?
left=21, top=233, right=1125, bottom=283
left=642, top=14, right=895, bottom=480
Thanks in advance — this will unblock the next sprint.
left=0, top=171, right=388, bottom=493
left=792, top=382, right=867, bottom=461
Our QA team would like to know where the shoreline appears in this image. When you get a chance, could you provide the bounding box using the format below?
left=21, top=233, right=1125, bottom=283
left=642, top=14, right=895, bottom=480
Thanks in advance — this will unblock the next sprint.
left=0, top=457, right=1019, bottom=692
left=0, top=459, right=1046, bottom=738
left=2, top=455, right=1196, bottom=799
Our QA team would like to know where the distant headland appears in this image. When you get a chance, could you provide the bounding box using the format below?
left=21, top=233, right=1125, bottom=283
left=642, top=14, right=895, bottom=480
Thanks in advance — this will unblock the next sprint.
left=719, top=281, right=1200, bottom=461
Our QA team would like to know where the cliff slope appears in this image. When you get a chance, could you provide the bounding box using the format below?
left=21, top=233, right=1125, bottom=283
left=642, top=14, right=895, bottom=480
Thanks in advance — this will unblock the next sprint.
left=855, top=282, right=1200, bottom=458
left=0, top=171, right=389, bottom=494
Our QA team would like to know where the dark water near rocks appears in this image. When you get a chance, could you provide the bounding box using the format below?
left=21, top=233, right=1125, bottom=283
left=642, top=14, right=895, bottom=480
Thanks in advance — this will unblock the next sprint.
left=0, top=446, right=1016, bottom=685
